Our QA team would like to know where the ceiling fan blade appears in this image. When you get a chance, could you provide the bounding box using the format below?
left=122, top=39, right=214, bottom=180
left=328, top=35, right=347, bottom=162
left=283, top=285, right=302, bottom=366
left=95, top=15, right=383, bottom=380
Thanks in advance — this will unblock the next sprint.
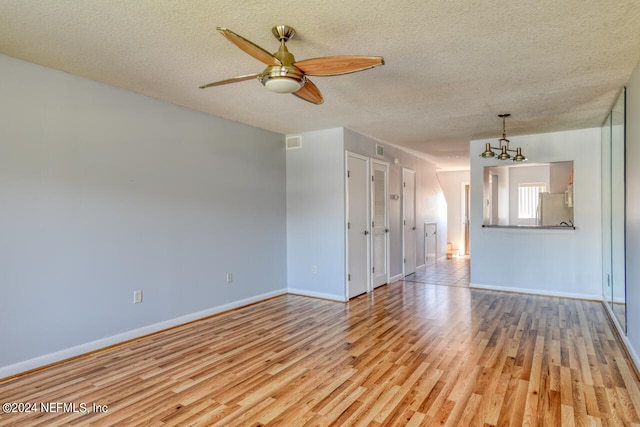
left=217, top=27, right=282, bottom=66
left=199, top=73, right=260, bottom=89
left=293, top=78, right=323, bottom=104
left=293, top=56, right=384, bottom=76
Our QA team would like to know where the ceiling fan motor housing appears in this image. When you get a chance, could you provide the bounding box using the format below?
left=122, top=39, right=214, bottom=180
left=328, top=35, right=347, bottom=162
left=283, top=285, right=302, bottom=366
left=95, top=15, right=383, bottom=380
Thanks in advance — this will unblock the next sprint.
left=272, top=25, right=296, bottom=42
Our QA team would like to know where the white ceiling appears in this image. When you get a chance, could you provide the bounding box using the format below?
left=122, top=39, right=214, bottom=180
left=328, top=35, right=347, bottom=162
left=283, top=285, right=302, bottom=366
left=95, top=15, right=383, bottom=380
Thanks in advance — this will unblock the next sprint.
left=1, top=1, right=639, bottom=170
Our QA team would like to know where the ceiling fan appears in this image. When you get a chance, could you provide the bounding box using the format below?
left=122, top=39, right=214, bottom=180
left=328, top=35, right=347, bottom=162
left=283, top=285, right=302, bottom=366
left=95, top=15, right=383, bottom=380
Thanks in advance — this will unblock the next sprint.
left=199, top=25, right=385, bottom=104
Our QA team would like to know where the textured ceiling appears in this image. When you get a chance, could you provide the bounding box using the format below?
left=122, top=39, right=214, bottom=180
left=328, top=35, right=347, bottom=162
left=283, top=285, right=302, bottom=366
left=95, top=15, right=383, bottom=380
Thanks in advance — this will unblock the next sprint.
left=1, top=1, right=639, bottom=170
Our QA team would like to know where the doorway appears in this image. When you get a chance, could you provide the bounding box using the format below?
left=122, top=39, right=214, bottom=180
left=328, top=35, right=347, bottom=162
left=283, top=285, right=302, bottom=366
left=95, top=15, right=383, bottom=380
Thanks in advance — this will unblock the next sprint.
left=403, top=168, right=416, bottom=276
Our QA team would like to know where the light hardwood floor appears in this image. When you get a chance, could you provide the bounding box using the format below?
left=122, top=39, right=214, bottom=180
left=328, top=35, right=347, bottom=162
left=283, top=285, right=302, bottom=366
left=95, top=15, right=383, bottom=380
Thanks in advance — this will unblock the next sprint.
left=1, top=260, right=639, bottom=426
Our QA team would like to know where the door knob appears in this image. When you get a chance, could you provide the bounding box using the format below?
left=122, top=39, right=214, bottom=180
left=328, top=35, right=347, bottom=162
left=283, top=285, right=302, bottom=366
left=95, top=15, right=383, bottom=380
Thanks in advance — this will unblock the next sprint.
left=364, top=230, right=369, bottom=235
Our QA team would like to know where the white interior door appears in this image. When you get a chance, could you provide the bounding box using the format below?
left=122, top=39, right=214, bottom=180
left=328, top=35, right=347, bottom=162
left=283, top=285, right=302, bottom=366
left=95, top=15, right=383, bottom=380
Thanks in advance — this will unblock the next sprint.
left=403, top=169, right=416, bottom=276
left=347, top=152, right=370, bottom=298
left=371, top=160, right=389, bottom=288
left=425, top=222, right=437, bottom=266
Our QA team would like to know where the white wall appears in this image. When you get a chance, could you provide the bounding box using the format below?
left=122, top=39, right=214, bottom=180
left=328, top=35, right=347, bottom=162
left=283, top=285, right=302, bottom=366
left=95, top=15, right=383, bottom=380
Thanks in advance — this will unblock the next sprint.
left=0, top=55, right=287, bottom=376
left=286, top=128, right=346, bottom=300
left=437, top=170, right=470, bottom=254
left=470, top=128, right=602, bottom=299
left=624, top=61, right=640, bottom=369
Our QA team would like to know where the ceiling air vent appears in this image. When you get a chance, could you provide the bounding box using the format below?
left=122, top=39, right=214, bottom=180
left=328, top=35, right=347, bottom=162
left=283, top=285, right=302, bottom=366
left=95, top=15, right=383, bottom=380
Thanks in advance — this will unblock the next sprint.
left=286, top=135, right=302, bottom=150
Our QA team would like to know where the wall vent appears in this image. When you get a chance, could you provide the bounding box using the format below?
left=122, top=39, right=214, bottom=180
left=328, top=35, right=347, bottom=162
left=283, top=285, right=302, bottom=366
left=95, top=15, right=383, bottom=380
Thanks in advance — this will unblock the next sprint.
left=286, top=135, right=302, bottom=149
left=375, top=144, right=384, bottom=157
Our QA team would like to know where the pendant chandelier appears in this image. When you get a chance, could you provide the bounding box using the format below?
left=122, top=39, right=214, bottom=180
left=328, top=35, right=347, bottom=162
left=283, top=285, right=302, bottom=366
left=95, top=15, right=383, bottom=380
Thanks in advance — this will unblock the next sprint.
left=479, top=113, right=526, bottom=162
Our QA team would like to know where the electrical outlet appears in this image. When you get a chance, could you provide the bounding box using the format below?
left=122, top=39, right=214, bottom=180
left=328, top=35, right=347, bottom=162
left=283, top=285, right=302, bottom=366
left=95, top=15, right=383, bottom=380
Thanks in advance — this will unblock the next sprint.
left=226, top=273, right=233, bottom=283
left=311, top=265, right=318, bottom=274
left=133, top=290, right=143, bottom=304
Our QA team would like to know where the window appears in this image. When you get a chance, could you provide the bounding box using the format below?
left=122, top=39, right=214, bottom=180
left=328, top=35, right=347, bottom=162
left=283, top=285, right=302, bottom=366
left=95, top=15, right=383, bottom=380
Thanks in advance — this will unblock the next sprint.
left=518, top=182, right=546, bottom=219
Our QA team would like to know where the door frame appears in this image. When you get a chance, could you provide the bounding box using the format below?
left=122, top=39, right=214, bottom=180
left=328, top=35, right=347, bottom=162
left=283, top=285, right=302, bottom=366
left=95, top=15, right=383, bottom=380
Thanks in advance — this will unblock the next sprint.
left=461, top=181, right=470, bottom=256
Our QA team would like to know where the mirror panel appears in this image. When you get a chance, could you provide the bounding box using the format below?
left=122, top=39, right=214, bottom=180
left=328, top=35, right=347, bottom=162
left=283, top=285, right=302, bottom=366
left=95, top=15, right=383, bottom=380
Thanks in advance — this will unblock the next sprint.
left=602, top=111, right=614, bottom=310
left=611, top=88, right=627, bottom=331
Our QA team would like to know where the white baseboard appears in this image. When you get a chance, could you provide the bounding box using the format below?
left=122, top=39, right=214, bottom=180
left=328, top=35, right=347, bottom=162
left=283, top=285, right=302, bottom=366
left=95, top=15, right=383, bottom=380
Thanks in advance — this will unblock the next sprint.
left=601, top=299, right=640, bottom=375
left=390, top=274, right=404, bottom=282
left=287, top=288, right=347, bottom=302
left=469, top=283, right=601, bottom=301
left=0, top=288, right=288, bottom=380
left=621, top=334, right=640, bottom=379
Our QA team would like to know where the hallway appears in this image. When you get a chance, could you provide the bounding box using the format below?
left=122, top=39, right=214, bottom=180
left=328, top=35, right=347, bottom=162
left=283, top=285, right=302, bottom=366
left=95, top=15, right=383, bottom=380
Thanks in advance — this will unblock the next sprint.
left=404, top=257, right=470, bottom=288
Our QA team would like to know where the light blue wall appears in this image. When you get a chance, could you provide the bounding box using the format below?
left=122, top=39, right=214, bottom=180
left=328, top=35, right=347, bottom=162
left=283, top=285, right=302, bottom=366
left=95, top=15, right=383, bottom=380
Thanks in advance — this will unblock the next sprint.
left=0, top=55, right=287, bottom=372
left=285, top=128, right=346, bottom=300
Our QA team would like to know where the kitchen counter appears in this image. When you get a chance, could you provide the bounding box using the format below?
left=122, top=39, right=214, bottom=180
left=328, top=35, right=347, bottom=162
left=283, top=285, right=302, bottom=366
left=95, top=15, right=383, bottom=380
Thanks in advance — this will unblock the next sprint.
left=482, top=224, right=575, bottom=230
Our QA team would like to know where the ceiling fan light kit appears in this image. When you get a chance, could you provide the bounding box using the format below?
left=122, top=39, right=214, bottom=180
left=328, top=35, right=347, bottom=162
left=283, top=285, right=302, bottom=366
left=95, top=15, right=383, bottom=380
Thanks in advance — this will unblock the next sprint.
left=261, top=65, right=305, bottom=93
left=479, top=114, right=527, bottom=162
left=199, top=25, right=384, bottom=104
left=263, top=77, right=303, bottom=93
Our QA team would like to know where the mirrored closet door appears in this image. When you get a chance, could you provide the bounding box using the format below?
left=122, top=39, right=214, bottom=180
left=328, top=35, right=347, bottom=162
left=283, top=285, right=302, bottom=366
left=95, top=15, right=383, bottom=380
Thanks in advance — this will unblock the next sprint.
left=602, top=87, right=626, bottom=332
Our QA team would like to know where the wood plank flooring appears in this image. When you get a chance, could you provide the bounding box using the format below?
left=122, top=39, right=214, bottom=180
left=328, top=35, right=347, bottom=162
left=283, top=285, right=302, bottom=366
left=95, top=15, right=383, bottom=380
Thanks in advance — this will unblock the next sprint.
left=1, top=259, right=639, bottom=426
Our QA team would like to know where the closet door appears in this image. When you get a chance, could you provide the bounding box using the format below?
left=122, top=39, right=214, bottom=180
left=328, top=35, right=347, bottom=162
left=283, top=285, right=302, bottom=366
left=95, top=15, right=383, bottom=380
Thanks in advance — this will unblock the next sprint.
left=371, top=160, right=389, bottom=288
left=346, top=152, right=370, bottom=298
